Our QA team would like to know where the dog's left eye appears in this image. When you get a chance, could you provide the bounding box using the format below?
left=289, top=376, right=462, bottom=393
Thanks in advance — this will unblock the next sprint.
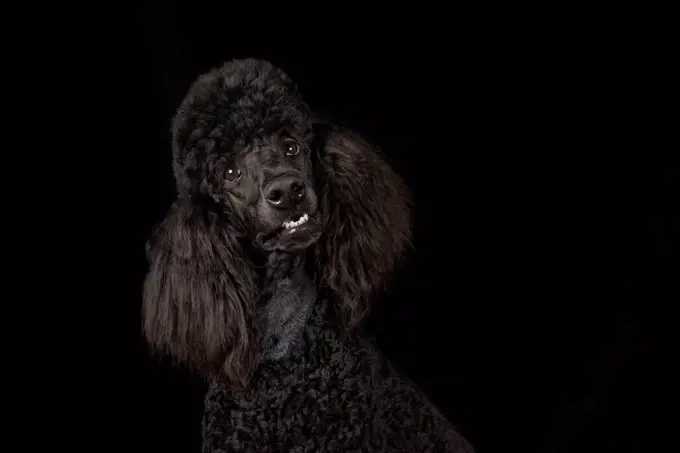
left=225, top=167, right=242, bottom=183
left=283, top=139, right=300, bottom=157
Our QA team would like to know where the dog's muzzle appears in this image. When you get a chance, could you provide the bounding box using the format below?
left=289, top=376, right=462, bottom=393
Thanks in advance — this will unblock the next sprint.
left=254, top=172, right=321, bottom=252
left=263, top=174, right=307, bottom=210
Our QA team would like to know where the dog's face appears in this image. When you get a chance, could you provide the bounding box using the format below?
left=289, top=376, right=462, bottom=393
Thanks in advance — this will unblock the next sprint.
left=170, top=59, right=324, bottom=253
left=222, top=130, right=322, bottom=252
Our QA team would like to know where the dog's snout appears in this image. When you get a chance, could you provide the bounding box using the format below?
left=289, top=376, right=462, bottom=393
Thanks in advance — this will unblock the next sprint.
left=264, top=175, right=306, bottom=209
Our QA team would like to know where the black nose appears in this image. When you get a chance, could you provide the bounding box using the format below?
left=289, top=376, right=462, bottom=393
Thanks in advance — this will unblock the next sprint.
left=263, top=175, right=306, bottom=209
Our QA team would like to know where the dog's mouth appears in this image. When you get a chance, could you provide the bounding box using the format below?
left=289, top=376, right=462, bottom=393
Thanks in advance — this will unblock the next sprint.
left=256, top=212, right=323, bottom=252
left=282, top=213, right=310, bottom=231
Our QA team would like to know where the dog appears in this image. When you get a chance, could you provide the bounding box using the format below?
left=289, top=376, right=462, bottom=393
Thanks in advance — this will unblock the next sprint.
left=143, top=58, right=474, bottom=452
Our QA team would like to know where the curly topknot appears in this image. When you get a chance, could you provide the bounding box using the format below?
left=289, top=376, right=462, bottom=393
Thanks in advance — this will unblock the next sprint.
left=171, top=59, right=312, bottom=195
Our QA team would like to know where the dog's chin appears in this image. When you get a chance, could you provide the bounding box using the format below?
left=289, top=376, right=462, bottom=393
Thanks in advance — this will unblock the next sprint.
left=255, top=216, right=323, bottom=252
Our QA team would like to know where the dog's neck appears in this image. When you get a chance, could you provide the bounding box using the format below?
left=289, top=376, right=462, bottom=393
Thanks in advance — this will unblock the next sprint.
left=258, top=251, right=316, bottom=361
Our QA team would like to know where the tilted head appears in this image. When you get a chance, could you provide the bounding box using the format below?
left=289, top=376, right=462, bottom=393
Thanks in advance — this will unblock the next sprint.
left=172, top=59, right=322, bottom=252
left=143, top=58, right=412, bottom=388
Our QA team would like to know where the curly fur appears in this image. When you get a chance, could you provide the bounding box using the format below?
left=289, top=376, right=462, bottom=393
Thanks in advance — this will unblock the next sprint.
left=143, top=196, right=260, bottom=387
left=203, top=300, right=473, bottom=452
left=312, top=123, right=412, bottom=326
left=143, top=59, right=473, bottom=451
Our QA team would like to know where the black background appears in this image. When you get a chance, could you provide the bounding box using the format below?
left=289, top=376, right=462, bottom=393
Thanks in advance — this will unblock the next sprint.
left=78, top=4, right=674, bottom=453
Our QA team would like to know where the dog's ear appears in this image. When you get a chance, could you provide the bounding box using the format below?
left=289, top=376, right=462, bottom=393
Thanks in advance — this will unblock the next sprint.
left=313, top=121, right=413, bottom=327
left=142, top=196, right=260, bottom=389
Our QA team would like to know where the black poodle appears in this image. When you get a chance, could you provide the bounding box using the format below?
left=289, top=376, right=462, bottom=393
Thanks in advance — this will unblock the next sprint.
left=143, top=58, right=474, bottom=452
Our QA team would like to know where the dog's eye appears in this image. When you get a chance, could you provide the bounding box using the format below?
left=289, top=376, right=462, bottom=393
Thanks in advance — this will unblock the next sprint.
left=283, top=138, right=300, bottom=157
left=225, top=167, right=241, bottom=183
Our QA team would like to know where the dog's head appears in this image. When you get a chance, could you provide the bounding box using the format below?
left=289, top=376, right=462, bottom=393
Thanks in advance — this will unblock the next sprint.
left=143, top=59, right=412, bottom=388
left=172, top=59, right=322, bottom=253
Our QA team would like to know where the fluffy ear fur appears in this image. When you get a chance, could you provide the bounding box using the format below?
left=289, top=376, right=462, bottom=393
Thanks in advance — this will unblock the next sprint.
left=142, top=196, right=260, bottom=389
left=313, top=121, right=413, bottom=327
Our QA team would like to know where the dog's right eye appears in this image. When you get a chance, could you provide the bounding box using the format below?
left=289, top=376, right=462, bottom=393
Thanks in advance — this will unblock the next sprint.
left=225, top=167, right=242, bottom=184
left=283, top=138, right=300, bottom=157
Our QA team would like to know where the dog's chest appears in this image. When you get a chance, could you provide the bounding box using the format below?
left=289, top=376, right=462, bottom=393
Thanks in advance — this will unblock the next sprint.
left=202, top=314, right=471, bottom=452
left=260, top=275, right=316, bottom=361
left=209, top=328, right=387, bottom=451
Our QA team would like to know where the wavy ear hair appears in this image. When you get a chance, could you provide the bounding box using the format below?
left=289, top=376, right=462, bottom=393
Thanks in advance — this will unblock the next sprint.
left=142, top=195, right=260, bottom=389
left=313, top=121, right=413, bottom=327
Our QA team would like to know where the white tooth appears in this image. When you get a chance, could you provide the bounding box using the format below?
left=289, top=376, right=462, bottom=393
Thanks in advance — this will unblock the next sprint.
left=282, top=214, right=309, bottom=230
left=290, top=228, right=296, bottom=233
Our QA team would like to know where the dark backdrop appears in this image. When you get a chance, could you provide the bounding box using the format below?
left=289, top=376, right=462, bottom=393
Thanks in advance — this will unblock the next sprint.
left=112, top=5, right=672, bottom=453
